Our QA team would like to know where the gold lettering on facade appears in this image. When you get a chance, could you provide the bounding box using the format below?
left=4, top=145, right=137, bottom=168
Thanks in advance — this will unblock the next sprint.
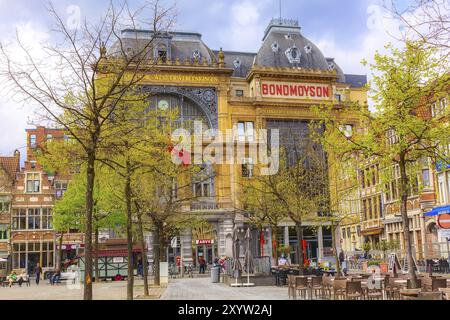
left=144, top=73, right=219, bottom=83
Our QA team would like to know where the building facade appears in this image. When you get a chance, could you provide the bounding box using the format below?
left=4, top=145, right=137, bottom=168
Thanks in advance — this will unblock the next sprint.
left=114, top=18, right=368, bottom=265
left=0, top=151, right=21, bottom=267
left=9, top=126, right=67, bottom=273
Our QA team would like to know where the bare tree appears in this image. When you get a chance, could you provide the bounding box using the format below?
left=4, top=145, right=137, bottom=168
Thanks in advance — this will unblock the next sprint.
left=385, top=0, right=450, bottom=64
left=0, top=0, right=175, bottom=300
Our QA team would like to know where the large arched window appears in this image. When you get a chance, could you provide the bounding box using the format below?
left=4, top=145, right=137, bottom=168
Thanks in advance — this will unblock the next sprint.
left=148, top=94, right=210, bottom=131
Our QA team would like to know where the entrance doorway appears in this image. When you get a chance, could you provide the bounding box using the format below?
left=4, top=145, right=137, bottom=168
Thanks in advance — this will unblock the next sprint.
left=196, top=244, right=218, bottom=265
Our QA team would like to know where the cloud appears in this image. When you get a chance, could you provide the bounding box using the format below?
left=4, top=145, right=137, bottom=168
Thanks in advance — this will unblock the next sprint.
left=223, top=0, right=272, bottom=52
left=0, top=21, right=49, bottom=157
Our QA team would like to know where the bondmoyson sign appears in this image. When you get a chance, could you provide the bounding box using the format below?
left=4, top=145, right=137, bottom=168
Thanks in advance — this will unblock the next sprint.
left=261, top=81, right=331, bottom=100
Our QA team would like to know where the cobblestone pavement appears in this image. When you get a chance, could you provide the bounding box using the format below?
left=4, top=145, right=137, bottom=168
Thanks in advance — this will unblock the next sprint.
left=0, top=279, right=165, bottom=300
left=161, top=277, right=288, bottom=300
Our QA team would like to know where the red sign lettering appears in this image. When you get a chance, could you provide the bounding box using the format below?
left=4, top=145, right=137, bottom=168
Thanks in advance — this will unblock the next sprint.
left=261, top=82, right=331, bottom=99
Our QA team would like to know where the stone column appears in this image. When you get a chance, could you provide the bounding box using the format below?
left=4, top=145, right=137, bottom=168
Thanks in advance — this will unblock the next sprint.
left=219, top=218, right=234, bottom=257
left=318, top=226, right=324, bottom=263
left=180, top=228, right=193, bottom=264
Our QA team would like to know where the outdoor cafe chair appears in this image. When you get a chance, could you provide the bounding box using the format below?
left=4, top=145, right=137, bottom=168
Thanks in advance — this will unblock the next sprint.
left=345, top=280, right=363, bottom=300
left=295, top=276, right=309, bottom=300
left=386, top=278, right=402, bottom=300
left=333, top=279, right=347, bottom=300
left=287, top=275, right=296, bottom=299
left=417, top=291, right=443, bottom=300
left=407, top=279, right=422, bottom=289
left=311, top=276, right=323, bottom=300
left=431, top=278, right=447, bottom=292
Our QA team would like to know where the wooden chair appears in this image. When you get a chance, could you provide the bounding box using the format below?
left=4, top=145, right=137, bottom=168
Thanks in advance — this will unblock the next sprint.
left=407, top=279, right=422, bottom=289
left=431, top=278, right=447, bottom=292
left=287, top=275, right=296, bottom=299
left=295, top=276, right=309, bottom=300
left=418, top=291, right=443, bottom=300
left=311, top=276, right=323, bottom=300
left=346, top=281, right=363, bottom=300
left=386, top=278, right=402, bottom=300
left=322, top=275, right=333, bottom=300
left=333, top=279, right=347, bottom=300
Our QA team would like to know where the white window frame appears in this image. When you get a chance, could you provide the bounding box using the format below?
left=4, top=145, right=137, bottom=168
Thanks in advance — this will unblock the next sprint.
left=26, top=173, right=41, bottom=193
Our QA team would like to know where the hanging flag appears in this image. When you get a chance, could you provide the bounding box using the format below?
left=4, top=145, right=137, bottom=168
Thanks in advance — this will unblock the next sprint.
left=260, top=231, right=265, bottom=256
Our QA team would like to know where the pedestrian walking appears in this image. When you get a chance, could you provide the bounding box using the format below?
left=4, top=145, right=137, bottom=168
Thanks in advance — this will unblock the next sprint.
left=34, top=263, right=42, bottom=285
left=199, top=256, right=206, bottom=274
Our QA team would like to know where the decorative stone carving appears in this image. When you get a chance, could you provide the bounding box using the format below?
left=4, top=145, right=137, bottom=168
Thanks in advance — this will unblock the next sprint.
left=142, top=86, right=218, bottom=129
left=233, top=58, right=241, bottom=69
left=285, top=45, right=301, bottom=64
left=271, top=41, right=280, bottom=53
left=304, top=44, right=312, bottom=54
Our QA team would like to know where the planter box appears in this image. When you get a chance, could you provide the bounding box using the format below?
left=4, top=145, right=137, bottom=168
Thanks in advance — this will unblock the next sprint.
left=379, top=263, right=388, bottom=273
left=362, top=261, right=368, bottom=272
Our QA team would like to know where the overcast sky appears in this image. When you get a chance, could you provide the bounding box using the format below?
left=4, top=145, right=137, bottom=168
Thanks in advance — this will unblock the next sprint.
left=0, top=0, right=405, bottom=158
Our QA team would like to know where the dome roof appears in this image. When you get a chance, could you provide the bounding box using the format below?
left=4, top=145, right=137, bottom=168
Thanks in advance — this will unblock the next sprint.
left=255, top=19, right=330, bottom=71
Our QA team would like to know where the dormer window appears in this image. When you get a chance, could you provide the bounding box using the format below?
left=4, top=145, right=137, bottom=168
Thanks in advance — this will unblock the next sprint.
left=285, top=45, right=301, bottom=64
left=156, top=44, right=168, bottom=62
left=193, top=49, right=201, bottom=60
left=271, top=42, right=279, bottom=53
left=158, top=50, right=167, bottom=62
left=233, top=58, right=241, bottom=69
left=304, top=44, right=312, bottom=54
left=328, top=62, right=335, bottom=71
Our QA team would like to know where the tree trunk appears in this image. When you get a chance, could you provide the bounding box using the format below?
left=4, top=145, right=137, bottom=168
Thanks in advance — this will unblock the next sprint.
left=58, top=232, right=64, bottom=270
left=94, top=227, right=99, bottom=282
left=295, top=221, right=305, bottom=275
left=272, top=226, right=278, bottom=266
left=153, top=221, right=161, bottom=286
left=137, top=211, right=149, bottom=296
left=331, top=222, right=341, bottom=276
left=399, top=155, right=418, bottom=288
left=83, top=150, right=95, bottom=300
left=125, top=166, right=134, bottom=300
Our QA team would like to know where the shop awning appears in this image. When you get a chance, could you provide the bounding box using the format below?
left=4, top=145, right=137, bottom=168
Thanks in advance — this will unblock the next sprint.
left=425, top=206, right=450, bottom=217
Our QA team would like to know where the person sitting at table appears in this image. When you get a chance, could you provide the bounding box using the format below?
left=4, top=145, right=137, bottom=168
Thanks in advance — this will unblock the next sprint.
left=7, top=271, right=17, bottom=287
left=278, top=254, right=289, bottom=266
left=17, top=271, right=28, bottom=287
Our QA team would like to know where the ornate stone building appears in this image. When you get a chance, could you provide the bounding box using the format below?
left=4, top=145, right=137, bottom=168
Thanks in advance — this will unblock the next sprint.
left=116, top=18, right=368, bottom=265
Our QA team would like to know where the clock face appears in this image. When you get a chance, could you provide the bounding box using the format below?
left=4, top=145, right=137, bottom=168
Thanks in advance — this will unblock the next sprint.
left=158, top=100, right=169, bottom=111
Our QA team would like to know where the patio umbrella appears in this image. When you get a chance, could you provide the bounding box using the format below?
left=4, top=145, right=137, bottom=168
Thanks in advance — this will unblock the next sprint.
left=231, top=227, right=242, bottom=284
left=243, top=227, right=255, bottom=287
left=244, top=227, right=254, bottom=274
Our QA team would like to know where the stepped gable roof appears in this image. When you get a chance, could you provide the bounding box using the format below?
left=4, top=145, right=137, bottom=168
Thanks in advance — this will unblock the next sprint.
left=0, top=154, right=20, bottom=181
left=254, top=19, right=330, bottom=71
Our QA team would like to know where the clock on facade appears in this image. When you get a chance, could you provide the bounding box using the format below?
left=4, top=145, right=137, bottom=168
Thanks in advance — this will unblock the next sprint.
left=158, top=99, right=169, bottom=111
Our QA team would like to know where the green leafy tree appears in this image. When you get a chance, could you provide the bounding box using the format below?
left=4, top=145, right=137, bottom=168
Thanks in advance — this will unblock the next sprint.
left=315, top=41, right=450, bottom=288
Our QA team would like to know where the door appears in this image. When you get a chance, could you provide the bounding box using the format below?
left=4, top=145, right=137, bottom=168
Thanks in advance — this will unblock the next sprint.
left=28, top=253, right=39, bottom=275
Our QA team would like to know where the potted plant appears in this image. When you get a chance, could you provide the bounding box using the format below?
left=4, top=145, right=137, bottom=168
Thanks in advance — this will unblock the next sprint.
left=361, top=242, right=372, bottom=272
left=378, top=240, right=389, bottom=273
